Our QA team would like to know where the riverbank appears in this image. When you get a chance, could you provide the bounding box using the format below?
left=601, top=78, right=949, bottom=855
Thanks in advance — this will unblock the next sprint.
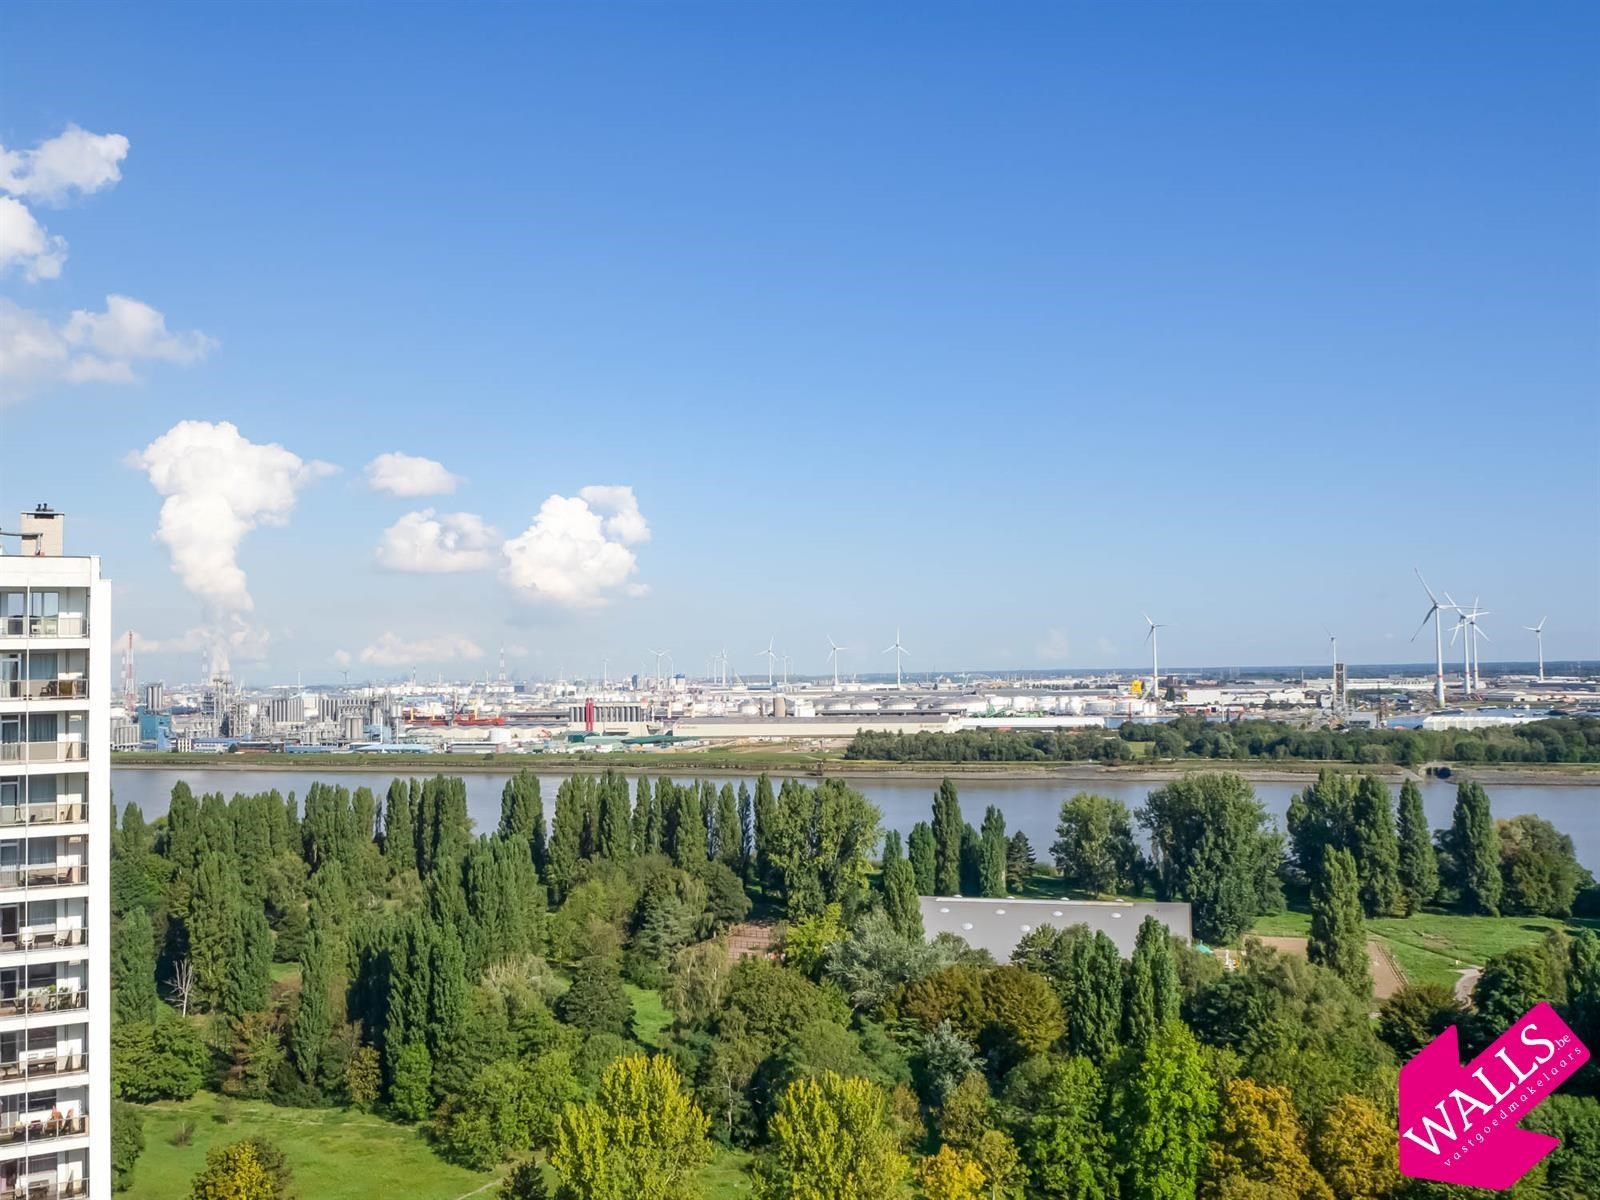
left=110, top=751, right=1600, bottom=787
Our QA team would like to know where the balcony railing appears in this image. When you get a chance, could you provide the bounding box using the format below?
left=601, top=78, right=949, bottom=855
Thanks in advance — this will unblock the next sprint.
left=0, top=805, right=86, bottom=830
left=0, top=928, right=87, bottom=954
left=0, top=1055, right=87, bottom=1084
left=0, top=991, right=87, bottom=1019
left=0, top=1115, right=87, bottom=1147
left=0, top=1179, right=89, bottom=1200
left=0, top=618, right=86, bottom=640
left=0, top=682, right=87, bottom=702
left=0, top=865, right=87, bottom=891
left=0, top=745, right=85, bottom=765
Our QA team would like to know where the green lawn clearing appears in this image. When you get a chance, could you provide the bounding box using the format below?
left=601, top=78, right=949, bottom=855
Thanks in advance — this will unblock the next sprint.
left=627, top=983, right=673, bottom=1049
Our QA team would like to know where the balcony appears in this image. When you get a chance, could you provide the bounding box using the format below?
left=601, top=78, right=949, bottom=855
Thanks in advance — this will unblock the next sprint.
left=0, top=807, right=85, bottom=832
left=0, top=1055, right=86, bottom=1085
left=0, top=1180, right=89, bottom=1200
left=0, top=991, right=86, bottom=1019
left=0, top=746, right=84, bottom=766
left=0, top=1115, right=86, bottom=1147
left=0, top=619, right=86, bottom=640
left=0, top=928, right=86, bottom=954
left=0, top=684, right=86, bottom=703
left=0, top=866, right=86, bottom=892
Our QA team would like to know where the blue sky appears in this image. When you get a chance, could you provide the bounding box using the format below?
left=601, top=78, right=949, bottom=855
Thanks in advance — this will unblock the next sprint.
left=1, top=2, right=1595, bottom=683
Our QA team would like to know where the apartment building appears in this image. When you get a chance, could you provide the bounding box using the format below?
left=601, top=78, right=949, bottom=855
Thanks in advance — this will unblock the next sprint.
left=0, top=509, right=109, bottom=1200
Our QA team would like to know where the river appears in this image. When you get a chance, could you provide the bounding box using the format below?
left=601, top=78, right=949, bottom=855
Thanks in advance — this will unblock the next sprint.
left=110, top=767, right=1600, bottom=871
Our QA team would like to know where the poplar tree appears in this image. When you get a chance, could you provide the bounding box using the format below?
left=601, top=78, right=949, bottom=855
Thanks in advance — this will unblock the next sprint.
left=1350, top=775, right=1402, bottom=917
left=598, top=771, right=632, bottom=861
left=716, top=784, right=740, bottom=869
left=383, top=779, right=416, bottom=871
left=753, top=774, right=778, bottom=883
left=546, top=779, right=586, bottom=900
left=880, top=831, right=923, bottom=938
left=1308, top=847, right=1369, bottom=993
left=188, top=854, right=242, bottom=1013
left=1443, top=781, right=1501, bottom=915
left=931, top=779, right=964, bottom=896
left=111, top=908, right=159, bottom=1024
left=737, top=782, right=755, bottom=878
left=1123, top=916, right=1180, bottom=1046
left=498, top=771, right=545, bottom=867
left=1062, top=931, right=1123, bottom=1063
left=1109, top=1022, right=1217, bottom=1200
left=978, top=806, right=1008, bottom=897
left=1396, top=779, right=1438, bottom=914
left=290, top=906, right=336, bottom=1087
left=908, top=822, right=937, bottom=895
left=631, top=777, right=653, bottom=857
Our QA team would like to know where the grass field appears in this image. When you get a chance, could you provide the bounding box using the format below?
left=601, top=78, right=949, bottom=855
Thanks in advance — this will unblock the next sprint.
left=121, top=1094, right=496, bottom=1200
left=627, top=982, right=674, bottom=1048
left=123, top=1093, right=759, bottom=1200
left=1249, top=909, right=1595, bottom=989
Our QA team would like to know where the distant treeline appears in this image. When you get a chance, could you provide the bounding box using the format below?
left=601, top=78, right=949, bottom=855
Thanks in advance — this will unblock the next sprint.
left=844, top=715, right=1600, bottom=766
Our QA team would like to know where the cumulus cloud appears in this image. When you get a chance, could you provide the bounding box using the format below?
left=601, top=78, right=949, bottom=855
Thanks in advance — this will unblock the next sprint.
left=0, top=197, right=67, bottom=281
left=128, top=421, right=333, bottom=671
left=502, top=488, right=651, bottom=608
left=120, top=618, right=271, bottom=665
left=0, top=125, right=129, bottom=204
left=578, top=485, right=651, bottom=545
left=375, top=509, right=497, bottom=573
left=364, top=452, right=461, bottom=497
left=0, top=295, right=215, bottom=402
left=332, top=650, right=353, bottom=668
left=359, top=632, right=485, bottom=668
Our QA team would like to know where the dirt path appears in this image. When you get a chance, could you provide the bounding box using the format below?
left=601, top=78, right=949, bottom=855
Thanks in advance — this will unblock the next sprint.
left=1253, top=935, right=1405, bottom=999
left=1454, top=967, right=1482, bottom=1005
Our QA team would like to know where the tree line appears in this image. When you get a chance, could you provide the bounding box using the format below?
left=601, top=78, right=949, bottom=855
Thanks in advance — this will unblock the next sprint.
left=846, top=715, right=1600, bottom=766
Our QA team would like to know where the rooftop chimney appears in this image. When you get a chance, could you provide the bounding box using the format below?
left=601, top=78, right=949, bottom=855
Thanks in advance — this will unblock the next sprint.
left=19, top=505, right=64, bottom=556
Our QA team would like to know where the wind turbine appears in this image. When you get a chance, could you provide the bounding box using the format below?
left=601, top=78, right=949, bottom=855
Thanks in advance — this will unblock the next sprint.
left=758, top=637, right=777, bottom=687
left=1524, top=618, right=1547, bottom=683
left=649, top=648, right=670, bottom=686
left=826, top=636, right=847, bottom=690
left=1143, top=614, right=1166, bottom=707
left=882, top=628, right=909, bottom=687
left=1411, top=570, right=1454, bottom=707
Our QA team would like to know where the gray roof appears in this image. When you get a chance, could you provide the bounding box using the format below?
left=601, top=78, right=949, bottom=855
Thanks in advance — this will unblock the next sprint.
left=920, top=895, right=1193, bottom=962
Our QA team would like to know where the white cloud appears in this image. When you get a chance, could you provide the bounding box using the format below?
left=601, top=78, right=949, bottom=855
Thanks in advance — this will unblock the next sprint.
left=332, top=650, right=353, bottom=668
left=0, top=125, right=129, bottom=204
left=364, top=452, right=461, bottom=497
left=502, top=489, right=651, bottom=609
left=0, top=295, right=214, bottom=402
left=120, top=618, right=271, bottom=666
left=375, top=509, right=497, bottom=573
left=578, top=485, right=651, bottom=544
left=0, top=197, right=67, bottom=281
left=359, top=632, right=485, bottom=668
left=128, top=421, right=333, bottom=670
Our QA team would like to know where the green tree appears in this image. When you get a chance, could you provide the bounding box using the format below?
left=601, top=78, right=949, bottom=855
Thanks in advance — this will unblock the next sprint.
left=433, top=1056, right=578, bottom=1169
left=1376, top=984, right=1467, bottom=1059
left=1470, top=945, right=1557, bottom=1051
left=552, top=1055, right=712, bottom=1200
left=1052, top=793, right=1140, bottom=896
left=1349, top=775, right=1402, bottom=917
left=755, top=1072, right=908, bottom=1200
left=188, top=1139, right=281, bottom=1200
left=1307, top=848, right=1369, bottom=994
left=390, top=1041, right=434, bottom=1122
left=1441, top=781, right=1501, bottom=915
left=558, top=956, right=635, bottom=1039
left=499, top=770, right=546, bottom=870
left=1062, top=930, right=1124, bottom=1064
left=384, top=778, right=417, bottom=872
left=882, top=846, right=923, bottom=940
left=1201, top=1078, right=1331, bottom=1200
left=112, top=1098, right=146, bottom=1191
left=289, top=907, right=337, bottom=1087
left=111, top=1015, right=209, bottom=1101
left=1139, top=773, right=1284, bottom=944
left=932, top=779, right=965, bottom=896
left=909, top=822, right=937, bottom=895
left=1109, top=1022, right=1217, bottom=1200
left=980, top=965, right=1065, bottom=1067
left=501, top=1160, right=550, bottom=1200
left=738, top=781, right=756, bottom=878
left=1124, top=916, right=1182, bottom=1046
left=1004, top=832, right=1036, bottom=894
left=978, top=806, right=1008, bottom=897
left=916, top=1145, right=987, bottom=1200
left=1395, top=780, right=1438, bottom=914
left=1009, top=1056, right=1116, bottom=1200
left=112, top=907, right=159, bottom=1024
left=1498, top=814, right=1585, bottom=916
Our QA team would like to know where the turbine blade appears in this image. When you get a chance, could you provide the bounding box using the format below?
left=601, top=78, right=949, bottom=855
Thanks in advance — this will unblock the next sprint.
left=1415, top=567, right=1439, bottom=604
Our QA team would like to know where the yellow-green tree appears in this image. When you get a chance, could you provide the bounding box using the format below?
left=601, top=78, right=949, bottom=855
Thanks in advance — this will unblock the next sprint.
left=188, top=1141, right=275, bottom=1200
left=916, top=1145, right=986, bottom=1200
left=551, top=1055, right=712, bottom=1200
left=755, top=1072, right=908, bottom=1200
left=974, top=1129, right=1022, bottom=1200
left=1201, top=1078, right=1332, bottom=1200
left=1309, top=1095, right=1400, bottom=1200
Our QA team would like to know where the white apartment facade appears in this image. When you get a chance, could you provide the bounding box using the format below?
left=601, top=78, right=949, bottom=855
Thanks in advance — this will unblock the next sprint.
left=0, top=509, right=108, bottom=1200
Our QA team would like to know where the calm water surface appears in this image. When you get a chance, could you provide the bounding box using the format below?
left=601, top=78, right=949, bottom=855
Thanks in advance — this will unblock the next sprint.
left=111, top=767, right=1600, bottom=871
